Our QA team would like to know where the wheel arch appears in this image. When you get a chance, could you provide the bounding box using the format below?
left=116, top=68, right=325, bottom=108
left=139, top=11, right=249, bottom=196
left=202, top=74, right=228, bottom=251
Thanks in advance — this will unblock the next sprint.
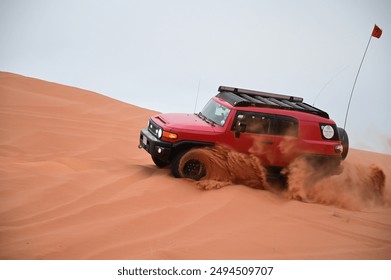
left=170, top=140, right=214, bottom=161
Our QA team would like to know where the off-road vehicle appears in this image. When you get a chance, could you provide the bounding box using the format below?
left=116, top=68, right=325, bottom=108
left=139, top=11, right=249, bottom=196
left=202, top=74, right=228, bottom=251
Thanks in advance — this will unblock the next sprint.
left=138, top=86, right=348, bottom=180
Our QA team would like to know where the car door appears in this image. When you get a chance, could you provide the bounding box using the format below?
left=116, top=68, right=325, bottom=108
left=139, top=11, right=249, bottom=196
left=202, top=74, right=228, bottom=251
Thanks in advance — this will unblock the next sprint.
left=271, top=115, right=299, bottom=166
left=225, top=111, right=277, bottom=166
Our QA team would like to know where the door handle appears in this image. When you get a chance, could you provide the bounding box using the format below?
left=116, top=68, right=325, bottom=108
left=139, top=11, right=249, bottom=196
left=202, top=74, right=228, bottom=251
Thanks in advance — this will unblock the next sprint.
left=262, top=140, right=274, bottom=145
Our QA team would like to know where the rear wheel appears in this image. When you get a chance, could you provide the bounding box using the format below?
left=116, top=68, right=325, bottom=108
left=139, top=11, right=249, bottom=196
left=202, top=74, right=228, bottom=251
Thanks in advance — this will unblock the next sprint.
left=171, top=150, right=206, bottom=180
left=337, top=127, right=349, bottom=160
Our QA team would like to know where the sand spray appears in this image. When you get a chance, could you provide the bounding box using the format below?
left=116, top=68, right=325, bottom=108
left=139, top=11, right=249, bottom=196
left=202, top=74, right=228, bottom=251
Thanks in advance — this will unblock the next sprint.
left=179, top=138, right=388, bottom=210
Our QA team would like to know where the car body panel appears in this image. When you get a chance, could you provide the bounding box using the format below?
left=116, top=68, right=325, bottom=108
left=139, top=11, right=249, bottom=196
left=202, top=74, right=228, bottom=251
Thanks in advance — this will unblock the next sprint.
left=139, top=86, right=344, bottom=170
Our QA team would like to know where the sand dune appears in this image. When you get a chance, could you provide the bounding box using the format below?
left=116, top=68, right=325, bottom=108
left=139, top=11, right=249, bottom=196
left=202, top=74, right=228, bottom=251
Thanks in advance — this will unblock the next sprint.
left=1, top=72, right=390, bottom=260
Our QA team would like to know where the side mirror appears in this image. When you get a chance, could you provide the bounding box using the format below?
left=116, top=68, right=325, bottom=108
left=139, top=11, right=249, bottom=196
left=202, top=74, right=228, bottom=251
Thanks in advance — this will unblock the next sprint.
left=234, top=122, right=246, bottom=138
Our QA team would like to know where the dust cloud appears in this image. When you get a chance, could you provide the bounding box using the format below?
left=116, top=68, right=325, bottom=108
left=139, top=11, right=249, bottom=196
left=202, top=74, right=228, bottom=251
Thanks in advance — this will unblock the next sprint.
left=182, top=144, right=388, bottom=210
left=285, top=157, right=386, bottom=210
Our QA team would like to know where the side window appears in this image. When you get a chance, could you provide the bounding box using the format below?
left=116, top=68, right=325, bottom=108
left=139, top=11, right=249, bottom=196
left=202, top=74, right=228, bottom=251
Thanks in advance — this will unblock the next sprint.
left=232, top=112, right=273, bottom=135
left=274, top=117, right=298, bottom=137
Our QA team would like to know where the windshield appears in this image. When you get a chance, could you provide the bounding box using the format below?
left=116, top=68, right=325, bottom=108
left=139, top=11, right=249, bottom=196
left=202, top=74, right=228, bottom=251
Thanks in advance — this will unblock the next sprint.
left=200, top=99, right=231, bottom=126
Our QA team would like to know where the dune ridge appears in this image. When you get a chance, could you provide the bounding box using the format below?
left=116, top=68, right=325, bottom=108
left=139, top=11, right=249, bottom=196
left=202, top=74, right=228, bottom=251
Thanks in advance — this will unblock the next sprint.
left=1, top=72, right=390, bottom=260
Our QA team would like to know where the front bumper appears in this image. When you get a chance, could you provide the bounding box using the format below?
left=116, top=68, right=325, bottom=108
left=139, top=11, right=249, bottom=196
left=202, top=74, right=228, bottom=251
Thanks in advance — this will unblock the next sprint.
left=139, top=128, right=172, bottom=162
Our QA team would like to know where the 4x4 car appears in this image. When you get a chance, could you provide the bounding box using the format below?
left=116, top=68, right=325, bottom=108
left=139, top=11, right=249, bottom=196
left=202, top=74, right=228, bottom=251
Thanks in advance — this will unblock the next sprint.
left=138, top=86, right=349, bottom=180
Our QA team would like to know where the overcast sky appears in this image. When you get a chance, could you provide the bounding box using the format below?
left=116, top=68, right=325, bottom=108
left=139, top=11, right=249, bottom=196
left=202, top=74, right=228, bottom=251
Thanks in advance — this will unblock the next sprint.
left=1, top=0, right=390, bottom=154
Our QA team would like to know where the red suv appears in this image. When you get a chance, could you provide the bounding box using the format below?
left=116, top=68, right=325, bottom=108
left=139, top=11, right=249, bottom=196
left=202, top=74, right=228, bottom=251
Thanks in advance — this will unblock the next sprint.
left=139, top=86, right=349, bottom=180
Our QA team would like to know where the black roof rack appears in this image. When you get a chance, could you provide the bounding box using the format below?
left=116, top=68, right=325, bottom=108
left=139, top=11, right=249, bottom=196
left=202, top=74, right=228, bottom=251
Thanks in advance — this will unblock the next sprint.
left=217, top=86, right=329, bottom=119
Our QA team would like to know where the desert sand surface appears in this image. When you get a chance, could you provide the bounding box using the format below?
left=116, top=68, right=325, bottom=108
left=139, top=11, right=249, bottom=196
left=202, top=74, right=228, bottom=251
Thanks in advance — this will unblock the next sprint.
left=0, top=72, right=390, bottom=260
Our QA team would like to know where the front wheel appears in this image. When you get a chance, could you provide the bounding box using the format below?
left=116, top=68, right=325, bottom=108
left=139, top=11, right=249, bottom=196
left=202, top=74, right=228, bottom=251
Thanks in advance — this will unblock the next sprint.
left=171, top=150, right=206, bottom=180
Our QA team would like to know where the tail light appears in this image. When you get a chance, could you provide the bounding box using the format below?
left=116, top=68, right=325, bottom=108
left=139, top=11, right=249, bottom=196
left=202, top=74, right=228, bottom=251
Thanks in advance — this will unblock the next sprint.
left=334, top=144, right=343, bottom=154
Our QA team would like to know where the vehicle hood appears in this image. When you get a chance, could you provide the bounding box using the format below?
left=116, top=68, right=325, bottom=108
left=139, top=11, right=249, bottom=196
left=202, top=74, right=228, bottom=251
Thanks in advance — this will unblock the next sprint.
left=152, top=113, right=216, bottom=132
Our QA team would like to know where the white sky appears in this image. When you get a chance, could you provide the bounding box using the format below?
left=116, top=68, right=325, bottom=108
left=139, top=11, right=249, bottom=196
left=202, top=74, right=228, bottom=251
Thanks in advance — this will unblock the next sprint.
left=1, top=0, right=390, bottom=154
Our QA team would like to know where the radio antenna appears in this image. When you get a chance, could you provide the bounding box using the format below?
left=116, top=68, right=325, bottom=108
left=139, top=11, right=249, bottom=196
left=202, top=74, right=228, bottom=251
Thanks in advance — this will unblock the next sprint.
left=193, top=79, right=201, bottom=113
left=312, top=65, right=350, bottom=106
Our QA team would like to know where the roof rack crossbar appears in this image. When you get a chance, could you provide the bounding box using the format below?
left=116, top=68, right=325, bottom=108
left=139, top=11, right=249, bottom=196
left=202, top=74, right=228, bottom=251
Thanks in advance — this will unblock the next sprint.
left=253, top=95, right=277, bottom=106
left=216, top=91, right=247, bottom=106
left=239, top=93, right=265, bottom=105
left=267, top=98, right=292, bottom=108
left=280, top=99, right=302, bottom=109
left=298, top=102, right=319, bottom=112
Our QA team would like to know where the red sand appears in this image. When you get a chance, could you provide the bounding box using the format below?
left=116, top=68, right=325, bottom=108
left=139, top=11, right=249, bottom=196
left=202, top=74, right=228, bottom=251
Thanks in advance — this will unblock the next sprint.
left=1, top=72, right=390, bottom=260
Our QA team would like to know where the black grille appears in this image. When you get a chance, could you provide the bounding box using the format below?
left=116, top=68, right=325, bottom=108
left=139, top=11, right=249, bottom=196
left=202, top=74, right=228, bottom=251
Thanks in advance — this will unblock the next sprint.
left=148, top=119, right=161, bottom=138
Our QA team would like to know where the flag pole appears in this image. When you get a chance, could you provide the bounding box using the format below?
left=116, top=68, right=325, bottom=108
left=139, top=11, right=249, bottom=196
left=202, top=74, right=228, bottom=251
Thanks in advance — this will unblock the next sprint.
left=343, top=33, right=373, bottom=131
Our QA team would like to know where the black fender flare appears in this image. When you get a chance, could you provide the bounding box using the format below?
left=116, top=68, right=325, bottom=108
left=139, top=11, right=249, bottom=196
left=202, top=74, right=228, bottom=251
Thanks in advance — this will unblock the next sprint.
left=337, top=127, right=349, bottom=160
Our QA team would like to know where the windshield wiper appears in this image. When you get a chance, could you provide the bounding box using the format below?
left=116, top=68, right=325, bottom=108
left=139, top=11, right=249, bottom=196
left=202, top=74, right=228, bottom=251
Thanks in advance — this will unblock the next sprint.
left=196, top=112, right=215, bottom=126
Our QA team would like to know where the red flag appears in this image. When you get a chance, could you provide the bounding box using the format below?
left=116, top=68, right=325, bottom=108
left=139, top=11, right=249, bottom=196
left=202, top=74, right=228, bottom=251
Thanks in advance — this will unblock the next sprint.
left=372, top=24, right=382, bottom=38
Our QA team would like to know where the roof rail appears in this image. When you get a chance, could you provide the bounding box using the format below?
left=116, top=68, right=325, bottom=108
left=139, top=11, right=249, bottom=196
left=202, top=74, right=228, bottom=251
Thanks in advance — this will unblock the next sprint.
left=217, top=86, right=329, bottom=119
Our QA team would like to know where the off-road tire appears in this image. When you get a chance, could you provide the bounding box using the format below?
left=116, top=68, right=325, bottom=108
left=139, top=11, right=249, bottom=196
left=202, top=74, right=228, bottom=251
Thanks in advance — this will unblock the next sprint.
left=171, top=150, right=206, bottom=180
left=337, top=127, right=349, bottom=160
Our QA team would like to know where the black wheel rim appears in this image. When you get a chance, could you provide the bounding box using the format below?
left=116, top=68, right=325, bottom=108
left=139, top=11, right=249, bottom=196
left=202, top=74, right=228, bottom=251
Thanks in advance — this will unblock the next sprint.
left=182, top=159, right=203, bottom=178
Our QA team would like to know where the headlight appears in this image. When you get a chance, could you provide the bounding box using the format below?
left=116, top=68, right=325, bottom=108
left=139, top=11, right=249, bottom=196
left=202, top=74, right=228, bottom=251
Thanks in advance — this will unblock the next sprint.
left=322, top=125, right=334, bottom=139
left=157, top=128, right=163, bottom=139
